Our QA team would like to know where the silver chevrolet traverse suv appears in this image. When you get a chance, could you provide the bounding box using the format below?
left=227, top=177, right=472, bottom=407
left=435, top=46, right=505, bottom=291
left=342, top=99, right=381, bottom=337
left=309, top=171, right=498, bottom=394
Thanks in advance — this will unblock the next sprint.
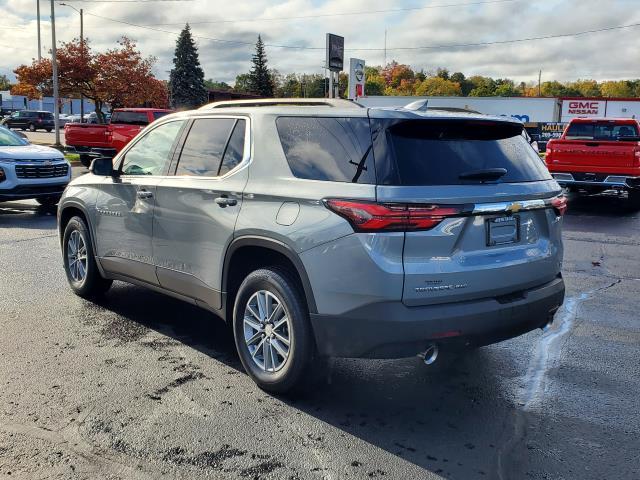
left=58, top=99, right=566, bottom=393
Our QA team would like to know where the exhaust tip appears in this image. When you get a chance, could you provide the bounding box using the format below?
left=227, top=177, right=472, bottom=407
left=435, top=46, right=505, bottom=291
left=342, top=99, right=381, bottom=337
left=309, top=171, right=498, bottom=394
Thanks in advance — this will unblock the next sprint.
left=419, top=343, right=439, bottom=365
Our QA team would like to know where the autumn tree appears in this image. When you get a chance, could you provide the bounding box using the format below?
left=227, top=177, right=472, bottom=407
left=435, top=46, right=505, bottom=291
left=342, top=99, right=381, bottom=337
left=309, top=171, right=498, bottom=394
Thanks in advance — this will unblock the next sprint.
left=415, top=77, right=462, bottom=96
left=169, top=24, right=207, bottom=109
left=364, top=66, right=385, bottom=96
left=569, top=79, right=601, bottom=97
left=248, top=35, right=273, bottom=97
left=600, top=80, right=633, bottom=98
left=12, top=37, right=168, bottom=122
left=0, top=74, right=12, bottom=90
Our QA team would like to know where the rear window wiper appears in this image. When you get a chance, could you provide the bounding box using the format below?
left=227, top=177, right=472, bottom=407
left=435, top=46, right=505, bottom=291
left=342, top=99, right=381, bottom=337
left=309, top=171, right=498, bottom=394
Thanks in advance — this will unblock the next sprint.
left=459, top=168, right=507, bottom=181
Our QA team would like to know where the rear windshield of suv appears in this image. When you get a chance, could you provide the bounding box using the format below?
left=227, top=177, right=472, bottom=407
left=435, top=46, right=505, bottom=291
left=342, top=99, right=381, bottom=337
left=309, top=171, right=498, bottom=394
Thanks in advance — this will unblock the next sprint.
left=371, top=119, right=551, bottom=186
left=565, top=122, right=639, bottom=140
left=276, top=116, right=375, bottom=184
left=111, top=111, right=149, bottom=126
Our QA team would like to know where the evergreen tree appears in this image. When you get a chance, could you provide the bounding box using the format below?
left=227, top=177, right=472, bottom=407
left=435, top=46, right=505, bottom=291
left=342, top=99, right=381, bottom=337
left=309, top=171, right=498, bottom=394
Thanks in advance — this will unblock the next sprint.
left=248, top=35, right=274, bottom=97
left=169, top=24, right=208, bottom=108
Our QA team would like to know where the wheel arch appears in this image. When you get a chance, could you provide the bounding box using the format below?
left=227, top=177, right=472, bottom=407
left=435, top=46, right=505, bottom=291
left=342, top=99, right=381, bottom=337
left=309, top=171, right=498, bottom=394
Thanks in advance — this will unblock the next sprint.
left=222, top=236, right=318, bottom=318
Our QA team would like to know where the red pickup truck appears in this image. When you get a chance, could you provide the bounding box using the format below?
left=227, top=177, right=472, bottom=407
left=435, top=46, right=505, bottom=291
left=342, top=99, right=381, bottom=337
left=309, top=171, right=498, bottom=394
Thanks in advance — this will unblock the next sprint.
left=65, top=108, right=173, bottom=166
left=546, top=118, right=640, bottom=209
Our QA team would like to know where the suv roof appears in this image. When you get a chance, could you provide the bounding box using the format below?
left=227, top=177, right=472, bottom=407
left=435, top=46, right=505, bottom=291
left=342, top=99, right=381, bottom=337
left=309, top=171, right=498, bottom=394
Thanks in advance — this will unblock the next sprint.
left=192, top=98, right=520, bottom=125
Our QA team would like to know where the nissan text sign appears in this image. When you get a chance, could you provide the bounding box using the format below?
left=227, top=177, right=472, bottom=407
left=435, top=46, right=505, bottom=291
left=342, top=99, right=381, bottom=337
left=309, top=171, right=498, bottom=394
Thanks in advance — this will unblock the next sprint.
left=561, top=99, right=605, bottom=121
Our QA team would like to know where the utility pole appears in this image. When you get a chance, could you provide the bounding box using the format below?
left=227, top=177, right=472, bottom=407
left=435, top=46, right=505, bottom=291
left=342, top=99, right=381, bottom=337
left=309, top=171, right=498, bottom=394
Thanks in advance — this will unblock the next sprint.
left=36, top=0, right=41, bottom=60
left=384, top=29, right=387, bottom=67
left=37, top=0, right=43, bottom=110
left=60, top=3, right=85, bottom=122
left=50, top=0, right=61, bottom=146
left=80, top=8, right=84, bottom=122
left=538, top=69, right=542, bottom=97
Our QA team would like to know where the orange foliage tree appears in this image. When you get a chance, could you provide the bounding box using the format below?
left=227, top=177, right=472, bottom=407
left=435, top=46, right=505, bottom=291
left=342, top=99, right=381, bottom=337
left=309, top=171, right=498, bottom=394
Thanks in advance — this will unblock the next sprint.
left=12, top=37, right=168, bottom=121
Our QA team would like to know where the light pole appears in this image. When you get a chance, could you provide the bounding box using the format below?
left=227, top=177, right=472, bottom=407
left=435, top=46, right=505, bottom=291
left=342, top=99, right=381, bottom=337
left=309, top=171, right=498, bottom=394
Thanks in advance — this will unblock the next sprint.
left=37, top=0, right=43, bottom=110
left=50, top=0, right=61, bottom=146
left=37, top=0, right=42, bottom=60
left=60, top=3, right=84, bottom=122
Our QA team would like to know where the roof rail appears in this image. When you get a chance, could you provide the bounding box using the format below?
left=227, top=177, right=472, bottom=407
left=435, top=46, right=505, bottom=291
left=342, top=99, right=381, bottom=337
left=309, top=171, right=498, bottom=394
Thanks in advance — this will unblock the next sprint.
left=199, top=98, right=363, bottom=110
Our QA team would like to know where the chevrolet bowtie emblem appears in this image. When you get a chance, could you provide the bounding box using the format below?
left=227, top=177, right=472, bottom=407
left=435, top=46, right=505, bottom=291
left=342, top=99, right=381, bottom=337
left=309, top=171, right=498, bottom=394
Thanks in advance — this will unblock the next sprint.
left=507, top=202, right=522, bottom=214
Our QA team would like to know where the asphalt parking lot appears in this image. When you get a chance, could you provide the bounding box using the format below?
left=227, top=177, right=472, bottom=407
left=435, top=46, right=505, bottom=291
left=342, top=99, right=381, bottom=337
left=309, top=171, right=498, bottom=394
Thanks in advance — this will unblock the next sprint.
left=1, top=176, right=639, bottom=479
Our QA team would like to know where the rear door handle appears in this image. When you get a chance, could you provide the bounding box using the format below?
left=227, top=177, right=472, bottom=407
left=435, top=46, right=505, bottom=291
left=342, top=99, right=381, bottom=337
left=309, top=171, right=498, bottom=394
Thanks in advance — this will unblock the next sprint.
left=214, top=196, right=237, bottom=207
left=136, top=189, right=153, bottom=199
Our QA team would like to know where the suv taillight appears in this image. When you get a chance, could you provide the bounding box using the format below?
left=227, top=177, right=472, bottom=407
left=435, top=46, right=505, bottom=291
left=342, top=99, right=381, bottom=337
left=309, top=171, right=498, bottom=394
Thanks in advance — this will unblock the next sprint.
left=634, top=146, right=640, bottom=167
left=324, top=199, right=466, bottom=232
left=551, top=195, right=568, bottom=216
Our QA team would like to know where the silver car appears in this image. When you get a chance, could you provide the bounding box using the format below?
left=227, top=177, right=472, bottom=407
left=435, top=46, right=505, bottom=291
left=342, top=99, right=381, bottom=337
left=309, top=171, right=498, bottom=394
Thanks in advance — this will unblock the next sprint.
left=57, top=99, right=566, bottom=393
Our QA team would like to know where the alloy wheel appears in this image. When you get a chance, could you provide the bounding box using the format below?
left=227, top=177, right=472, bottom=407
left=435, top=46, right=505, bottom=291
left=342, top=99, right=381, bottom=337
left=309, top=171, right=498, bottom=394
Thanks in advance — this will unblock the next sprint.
left=67, top=230, right=88, bottom=283
left=243, top=290, right=291, bottom=372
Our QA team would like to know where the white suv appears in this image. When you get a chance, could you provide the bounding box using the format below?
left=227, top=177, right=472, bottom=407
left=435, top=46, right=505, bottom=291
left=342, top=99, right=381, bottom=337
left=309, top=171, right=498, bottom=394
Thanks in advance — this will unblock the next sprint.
left=0, top=126, right=71, bottom=205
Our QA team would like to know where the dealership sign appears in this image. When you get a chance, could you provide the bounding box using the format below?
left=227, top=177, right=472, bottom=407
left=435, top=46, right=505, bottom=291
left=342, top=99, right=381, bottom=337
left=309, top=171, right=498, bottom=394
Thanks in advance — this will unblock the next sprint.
left=561, top=100, right=605, bottom=120
left=348, top=58, right=365, bottom=100
left=325, top=33, right=344, bottom=72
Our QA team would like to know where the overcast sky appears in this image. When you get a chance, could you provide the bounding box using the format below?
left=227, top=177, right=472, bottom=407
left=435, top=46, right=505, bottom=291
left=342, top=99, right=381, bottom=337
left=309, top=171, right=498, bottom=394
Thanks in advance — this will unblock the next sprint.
left=1, top=0, right=639, bottom=86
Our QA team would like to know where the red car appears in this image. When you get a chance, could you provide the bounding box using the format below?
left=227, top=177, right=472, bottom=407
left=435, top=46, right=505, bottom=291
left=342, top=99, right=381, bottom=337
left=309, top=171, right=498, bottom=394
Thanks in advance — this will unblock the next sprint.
left=65, top=108, right=173, bottom=166
left=546, top=118, right=640, bottom=209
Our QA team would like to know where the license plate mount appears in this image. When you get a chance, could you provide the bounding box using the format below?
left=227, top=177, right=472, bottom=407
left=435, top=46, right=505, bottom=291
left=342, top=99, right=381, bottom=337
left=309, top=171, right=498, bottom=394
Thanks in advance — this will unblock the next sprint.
left=486, top=215, right=520, bottom=246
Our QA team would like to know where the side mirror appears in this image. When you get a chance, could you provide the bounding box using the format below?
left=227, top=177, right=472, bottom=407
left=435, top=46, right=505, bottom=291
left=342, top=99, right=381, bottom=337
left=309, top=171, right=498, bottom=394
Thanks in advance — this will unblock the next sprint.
left=90, top=157, right=118, bottom=177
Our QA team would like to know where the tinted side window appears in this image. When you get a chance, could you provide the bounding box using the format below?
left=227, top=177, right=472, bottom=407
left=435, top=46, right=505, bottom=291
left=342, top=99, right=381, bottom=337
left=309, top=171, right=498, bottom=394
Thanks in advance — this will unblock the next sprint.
left=276, top=116, right=375, bottom=184
left=372, top=119, right=551, bottom=186
left=175, top=118, right=235, bottom=176
left=121, top=120, right=185, bottom=175
left=218, top=120, right=246, bottom=176
left=111, top=111, right=149, bottom=125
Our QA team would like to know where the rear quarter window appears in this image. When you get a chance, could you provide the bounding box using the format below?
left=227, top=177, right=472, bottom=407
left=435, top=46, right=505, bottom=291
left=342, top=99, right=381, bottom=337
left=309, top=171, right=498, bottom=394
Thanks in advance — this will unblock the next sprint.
left=565, top=122, right=639, bottom=140
left=371, top=119, right=551, bottom=186
left=276, top=116, right=375, bottom=184
left=111, top=111, right=149, bottom=126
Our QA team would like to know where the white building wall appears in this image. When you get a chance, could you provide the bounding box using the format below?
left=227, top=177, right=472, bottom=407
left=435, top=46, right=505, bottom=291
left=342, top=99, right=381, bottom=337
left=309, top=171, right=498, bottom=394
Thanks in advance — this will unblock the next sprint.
left=358, top=96, right=560, bottom=122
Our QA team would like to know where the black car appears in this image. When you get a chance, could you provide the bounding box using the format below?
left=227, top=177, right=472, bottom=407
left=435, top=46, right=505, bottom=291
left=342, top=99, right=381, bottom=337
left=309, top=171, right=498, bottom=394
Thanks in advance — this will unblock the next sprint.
left=2, top=110, right=55, bottom=132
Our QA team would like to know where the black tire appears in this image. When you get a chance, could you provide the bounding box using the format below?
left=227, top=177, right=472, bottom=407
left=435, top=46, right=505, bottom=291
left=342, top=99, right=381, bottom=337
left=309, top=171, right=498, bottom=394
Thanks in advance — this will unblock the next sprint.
left=45, top=128, right=52, bottom=133
left=28, top=123, right=36, bottom=132
left=36, top=195, right=62, bottom=206
left=629, top=190, right=640, bottom=210
left=62, top=216, right=112, bottom=298
left=233, top=268, right=313, bottom=394
left=79, top=154, right=92, bottom=168
left=21, top=127, right=27, bottom=131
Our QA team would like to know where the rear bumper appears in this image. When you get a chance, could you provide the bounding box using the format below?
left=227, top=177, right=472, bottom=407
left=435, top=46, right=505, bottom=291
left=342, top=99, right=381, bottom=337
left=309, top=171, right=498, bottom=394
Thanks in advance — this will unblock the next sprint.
left=310, top=276, right=565, bottom=358
left=551, top=172, right=640, bottom=190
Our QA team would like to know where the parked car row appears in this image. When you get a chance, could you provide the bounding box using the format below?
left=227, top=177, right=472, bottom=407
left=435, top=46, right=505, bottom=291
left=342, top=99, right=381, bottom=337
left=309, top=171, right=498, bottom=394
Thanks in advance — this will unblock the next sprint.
left=4, top=97, right=638, bottom=394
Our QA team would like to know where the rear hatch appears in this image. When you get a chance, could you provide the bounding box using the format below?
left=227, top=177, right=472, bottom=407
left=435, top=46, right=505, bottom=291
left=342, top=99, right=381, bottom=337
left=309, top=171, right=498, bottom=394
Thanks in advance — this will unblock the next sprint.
left=550, top=120, right=638, bottom=169
left=369, top=112, right=564, bottom=307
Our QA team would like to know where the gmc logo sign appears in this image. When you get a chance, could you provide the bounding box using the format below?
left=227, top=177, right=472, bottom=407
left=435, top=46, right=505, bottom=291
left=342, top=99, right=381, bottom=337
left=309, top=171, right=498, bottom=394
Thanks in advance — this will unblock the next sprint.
left=569, top=101, right=599, bottom=109
left=567, top=101, right=600, bottom=115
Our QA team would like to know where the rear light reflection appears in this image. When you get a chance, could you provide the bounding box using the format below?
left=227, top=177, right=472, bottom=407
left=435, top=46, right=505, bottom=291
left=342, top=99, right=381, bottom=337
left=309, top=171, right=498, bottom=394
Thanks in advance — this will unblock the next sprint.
left=324, top=199, right=466, bottom=232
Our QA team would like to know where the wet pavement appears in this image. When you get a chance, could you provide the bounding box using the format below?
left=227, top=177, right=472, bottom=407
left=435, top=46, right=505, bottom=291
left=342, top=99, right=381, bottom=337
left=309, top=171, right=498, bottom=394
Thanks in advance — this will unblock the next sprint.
left=0, top=190, right=639, bottom=479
